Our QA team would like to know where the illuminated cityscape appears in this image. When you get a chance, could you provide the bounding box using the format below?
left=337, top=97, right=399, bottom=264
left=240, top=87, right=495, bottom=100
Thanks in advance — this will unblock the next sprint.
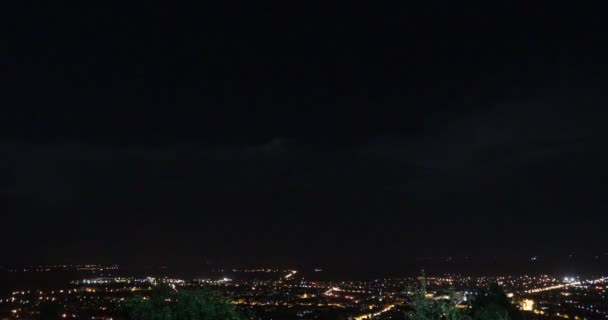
left=1, top=264, right=607, bottom=320
left=4, top=1, right=608, bottom=320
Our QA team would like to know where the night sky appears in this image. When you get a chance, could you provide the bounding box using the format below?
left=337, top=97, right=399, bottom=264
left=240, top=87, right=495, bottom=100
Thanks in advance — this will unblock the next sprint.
left=2, top=3, right=607, bottom=270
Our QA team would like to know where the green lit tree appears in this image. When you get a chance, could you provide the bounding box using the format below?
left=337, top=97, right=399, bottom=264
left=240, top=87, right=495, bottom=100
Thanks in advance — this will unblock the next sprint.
left=126, top=284, right=243, bottom=320
left=406, top=273, right=470, bottom=320
left=406, top=273, right=522, bottom=320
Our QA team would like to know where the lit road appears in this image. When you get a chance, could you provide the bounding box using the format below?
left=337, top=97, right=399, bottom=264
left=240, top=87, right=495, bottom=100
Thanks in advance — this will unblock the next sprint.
left=525, top=277, right=608, bottom=294
left=323, top=287, right=342, bottom=296
left=353, top=304, right=396, bottom=320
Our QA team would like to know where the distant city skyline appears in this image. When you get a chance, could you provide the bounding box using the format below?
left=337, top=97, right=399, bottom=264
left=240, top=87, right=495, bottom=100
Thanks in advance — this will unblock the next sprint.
left=1, top=263, right=607, bottom=319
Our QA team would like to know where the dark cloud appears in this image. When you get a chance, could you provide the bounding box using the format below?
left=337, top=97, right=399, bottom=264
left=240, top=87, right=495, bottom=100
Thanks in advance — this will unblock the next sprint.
left=2, top=1, right=608, bottom=276
left=0, top=98, right=606, bottom=266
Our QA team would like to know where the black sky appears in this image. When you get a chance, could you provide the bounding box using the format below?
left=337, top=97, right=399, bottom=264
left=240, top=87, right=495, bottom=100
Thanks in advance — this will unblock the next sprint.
left=1, top=3, right=607, bottom=270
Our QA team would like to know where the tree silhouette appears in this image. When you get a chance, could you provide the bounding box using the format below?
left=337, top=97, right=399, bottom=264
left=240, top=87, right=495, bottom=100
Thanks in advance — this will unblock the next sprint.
left=471, top=283, right=522, bottom=320
left=126, top=284, right=243, bottom=320
left=407, top=273, right=470, bottom=320
left=406, top=274, right=521, bottom=320
left=38, top=301, right=62, bottom=320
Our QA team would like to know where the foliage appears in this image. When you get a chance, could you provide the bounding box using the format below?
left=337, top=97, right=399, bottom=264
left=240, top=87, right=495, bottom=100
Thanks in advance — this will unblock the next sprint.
left=470, top=283, right=523, bottom=320
left=126, top=284, right=243, bottom=320
left=406, top=274, right=522, bottom=320
left=37, top=301, right=62, bottom=320
left=406, top=273, right=470, bottom=320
